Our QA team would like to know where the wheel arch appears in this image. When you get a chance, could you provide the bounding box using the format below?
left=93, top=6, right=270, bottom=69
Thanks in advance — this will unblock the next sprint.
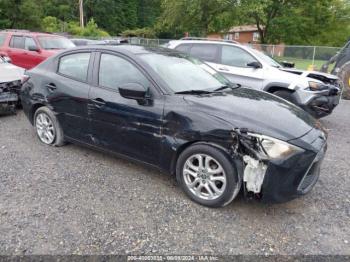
left=264, top=83, right=293, bottom=93
left=170, top=140, right=239, bottom=176
left=29, top=103, right=46, bottom=125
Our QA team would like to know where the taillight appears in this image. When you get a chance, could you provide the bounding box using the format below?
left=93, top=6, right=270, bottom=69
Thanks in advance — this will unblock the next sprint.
left=21, top=74, right=30, bottom=84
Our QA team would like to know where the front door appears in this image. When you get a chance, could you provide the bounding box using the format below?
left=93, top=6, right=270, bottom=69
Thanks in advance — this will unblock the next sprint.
left=210, top=45, right=264, bottom=90
left=88, top=52, right=164, bottom=165
left=22, top=36, right=43, bottom=69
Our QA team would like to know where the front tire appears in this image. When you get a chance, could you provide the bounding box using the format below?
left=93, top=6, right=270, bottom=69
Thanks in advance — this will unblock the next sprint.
left=176, top=144, right=241, bottom=208
left=34, top=106, right=65, bottom=146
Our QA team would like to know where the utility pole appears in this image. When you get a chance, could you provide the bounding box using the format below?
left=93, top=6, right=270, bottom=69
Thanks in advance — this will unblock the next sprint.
left=79, top=0, right=84, bottom=28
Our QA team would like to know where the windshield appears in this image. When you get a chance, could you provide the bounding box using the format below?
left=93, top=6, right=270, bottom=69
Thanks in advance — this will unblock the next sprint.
left=139, top=53, right=229, bottom=93
left=250, top=48, right=282, bottom=68
left=38, top=36, right=75, bottom=50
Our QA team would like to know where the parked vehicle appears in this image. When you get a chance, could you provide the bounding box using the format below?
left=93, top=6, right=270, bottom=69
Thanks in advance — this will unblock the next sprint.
left=167, top=39, right=341, bottom=118
left=0, top=30, right=75, bottom=69
left=0, top=56, right=24, bottom=114
left=321, top=39, right=350, bottom=99
left=71, top=38, right=128, bottom=46
left=21, top=46, right=327, bottom=207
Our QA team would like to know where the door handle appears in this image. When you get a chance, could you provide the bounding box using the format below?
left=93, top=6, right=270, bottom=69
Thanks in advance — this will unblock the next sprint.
left=218, top=67, right=229, bottom=72
left=45, top=83, right=57, bottom=92
left=92, top=98, right=106, bottom=108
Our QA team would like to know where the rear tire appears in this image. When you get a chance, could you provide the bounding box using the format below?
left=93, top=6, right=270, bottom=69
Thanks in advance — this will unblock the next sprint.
left=34, top=106, right=65, bottom=147
left=176, top=144, right=241, bottom=208
left=338, top=62, right=350, bottom=100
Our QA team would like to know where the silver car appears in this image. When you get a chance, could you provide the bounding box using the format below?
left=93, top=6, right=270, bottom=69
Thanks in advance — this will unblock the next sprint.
left=167, top=39, right=341, bottom=118
left=0, top=56, right=24, bottom=114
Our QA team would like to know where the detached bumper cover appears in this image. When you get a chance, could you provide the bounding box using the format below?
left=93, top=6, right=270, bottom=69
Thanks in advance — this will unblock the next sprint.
left=0, top=92, right=18, bottom=115
left=260, top=129, right=327, bottom=203
left=0, top=80, right=21, bottom=115
left=294, top=85, right=341, bottom=118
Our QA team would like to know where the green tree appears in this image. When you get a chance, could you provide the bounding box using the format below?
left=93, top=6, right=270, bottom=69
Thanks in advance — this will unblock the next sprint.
left=42, top=16, right=60, bottom=32
left=137, top=0, right=161, bottom=28
left=159, top=0, right=237, bottom=37
left=238, top=0, right=350, bottom=45
left=0, top=0, right=43, bottom=30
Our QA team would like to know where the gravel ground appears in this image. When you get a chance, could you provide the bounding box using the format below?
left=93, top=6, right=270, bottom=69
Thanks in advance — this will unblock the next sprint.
left=0, top=101, right=349, bottom=256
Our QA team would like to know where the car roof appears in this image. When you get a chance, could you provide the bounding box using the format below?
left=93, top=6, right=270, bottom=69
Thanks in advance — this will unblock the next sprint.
left=0, top=30, right=65, bottom=37
left=65, top=44, right=181, bottom=56
left=169, top=39, right=242, bottom=47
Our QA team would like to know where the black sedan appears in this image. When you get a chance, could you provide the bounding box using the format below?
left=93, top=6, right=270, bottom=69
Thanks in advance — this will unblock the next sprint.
left=21, top=45, right=327, bottom=207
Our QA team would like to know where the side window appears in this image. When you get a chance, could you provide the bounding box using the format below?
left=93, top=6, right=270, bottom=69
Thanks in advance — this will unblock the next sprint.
left=190, top=44, right=219, bottom=62
left=58, top=53, right=90, bottom=82
left=0, top=33, right=7, bottom=46
left=221, top=45, right=258, bottom=67
left=99, top=54, right=149, bottom=91
left=175, top=44, right=191, bottom=54
left=9, top=36, right=24, bottom=49
left=24, top=37, right=37, bottom=50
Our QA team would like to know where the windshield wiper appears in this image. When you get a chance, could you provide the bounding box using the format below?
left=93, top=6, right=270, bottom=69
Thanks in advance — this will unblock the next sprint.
left=174, top=90, right=213, bottom=95
left=213, top=84, right=240, bottom=92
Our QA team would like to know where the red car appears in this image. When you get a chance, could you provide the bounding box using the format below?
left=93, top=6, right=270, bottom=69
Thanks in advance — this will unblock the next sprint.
left=0, top=30, right=75, bottom=69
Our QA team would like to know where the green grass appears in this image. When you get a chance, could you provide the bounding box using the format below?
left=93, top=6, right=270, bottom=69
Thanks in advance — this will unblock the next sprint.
left=275, top=57, right=326, bottom=71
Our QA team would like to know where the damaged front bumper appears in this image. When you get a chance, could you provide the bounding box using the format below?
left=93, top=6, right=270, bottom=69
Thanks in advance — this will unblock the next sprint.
left=0, top=80, right=21, bottom=115
left=231, top=128, right=327, bottom=203
left=294, top=85, right=341, bottom=118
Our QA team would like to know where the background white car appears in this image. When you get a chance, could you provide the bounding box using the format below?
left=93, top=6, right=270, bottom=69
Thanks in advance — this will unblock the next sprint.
left=167, top=39, right=341, bottom=118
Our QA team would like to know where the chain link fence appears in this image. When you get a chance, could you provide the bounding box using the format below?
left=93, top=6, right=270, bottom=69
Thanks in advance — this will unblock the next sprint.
left=74, top=36, right=343, bottom=71
left=248, top=44, right=342, bottom=71
left=126, top=38, right=342, bottom=71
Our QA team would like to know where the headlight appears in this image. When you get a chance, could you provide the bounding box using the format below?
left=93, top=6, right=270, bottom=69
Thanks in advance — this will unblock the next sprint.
left=308, top=81, right=328, bottom=91
left=248, top=133, right=304, bottom=159
left=308, top=81, right=322, bottom=91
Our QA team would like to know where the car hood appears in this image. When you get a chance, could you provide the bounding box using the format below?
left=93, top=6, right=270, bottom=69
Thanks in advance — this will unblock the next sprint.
left=0, top=63, right=24, bottom=83
left=281, top=68, right=338, bottom=83
left=183, top=87, right=317, bottom=141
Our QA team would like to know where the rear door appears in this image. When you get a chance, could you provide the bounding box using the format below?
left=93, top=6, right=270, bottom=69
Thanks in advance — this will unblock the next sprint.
left=45, top=51, right=93, bottom=142
left=212, top=45, right=264, bottom=89
left=7, top=35, right=27, bottom=68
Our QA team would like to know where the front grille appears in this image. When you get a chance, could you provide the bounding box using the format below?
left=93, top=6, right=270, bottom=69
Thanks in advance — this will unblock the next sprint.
left=298, top=142, right=326, bottom=194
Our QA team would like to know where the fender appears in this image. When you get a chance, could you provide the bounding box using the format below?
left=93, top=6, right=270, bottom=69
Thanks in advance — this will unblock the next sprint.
left=263, top=82, right=293, bottom=93
left=174, top=141, right=244, bottom=178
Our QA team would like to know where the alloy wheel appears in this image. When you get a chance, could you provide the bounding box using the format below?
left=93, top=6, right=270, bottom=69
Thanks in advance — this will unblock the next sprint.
left=183, top=154, right=227, bottom=200
left=35, top=112, right=56, bottom=144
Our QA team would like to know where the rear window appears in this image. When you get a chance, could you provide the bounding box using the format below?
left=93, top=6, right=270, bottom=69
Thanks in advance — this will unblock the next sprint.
left=58, top=53, right=91, bottom=82
left=175, top=44, right=191, bottom=54
left=38, top=36, right=75, bottom=50
left=9, top=36, right=24, bottom=49
left=190, top=44, right=219, bottom=62
left=0, top=33, right=7, bottom=46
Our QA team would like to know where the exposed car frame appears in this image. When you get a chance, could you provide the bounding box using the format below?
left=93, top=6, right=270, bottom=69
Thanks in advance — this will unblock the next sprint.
left=0, top=56, right=23, bottom=115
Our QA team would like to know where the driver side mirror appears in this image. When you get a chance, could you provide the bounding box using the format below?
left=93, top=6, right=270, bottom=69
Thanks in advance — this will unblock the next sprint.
left=247, top=61, right=262, bottom=69
left=119, top=83, right=150, bottom=102
left=28, top=45, right=39, bottom=52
